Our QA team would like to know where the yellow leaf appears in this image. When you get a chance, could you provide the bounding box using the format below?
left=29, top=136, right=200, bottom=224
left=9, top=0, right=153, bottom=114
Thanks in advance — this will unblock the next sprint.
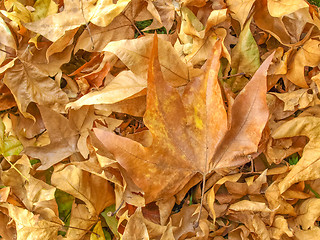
left=91, top=221, right=106, bottom=240
left=267, top=0, right=308, bottom=18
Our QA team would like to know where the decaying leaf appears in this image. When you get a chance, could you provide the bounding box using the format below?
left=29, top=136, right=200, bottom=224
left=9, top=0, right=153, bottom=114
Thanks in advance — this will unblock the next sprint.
left=2, top=0, right=320, bottom=238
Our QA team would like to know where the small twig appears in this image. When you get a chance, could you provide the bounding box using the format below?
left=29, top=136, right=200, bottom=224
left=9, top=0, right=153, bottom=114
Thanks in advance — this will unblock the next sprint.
left=79, top=0, right=94, bottom=50
left=0, top=48, right=12, bottom=55
left=122, top=12, right=144, bottom=37
left=219, top=72, right=245, bottom=80
left=63, top=225, right=100, bottom=237
left=107, top=200, right=125, bottom=217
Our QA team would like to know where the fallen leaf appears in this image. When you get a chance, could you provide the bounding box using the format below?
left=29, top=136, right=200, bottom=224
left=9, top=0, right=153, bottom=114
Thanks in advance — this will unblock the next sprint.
left=0, top=203, right=61, bottom=240
left=272, top=115, right=320, bottom=193
left=23, top=0, right=131, bottom=42
left=267, top=0, right=308, bottom=18
left=51, top=164, right=115, bottom=215
left=103, top=36, right=189, bottom=87
left=94, top=36, right=226, bottom=203
left=24, top=105, right=78, bottom=170
left=67, top=70, right=146, bottom=110
left=3, top=59, right=69, bottom=118
left=226, top=0, right=255, bottom=29
left=211, top=52, right=274, bottom=172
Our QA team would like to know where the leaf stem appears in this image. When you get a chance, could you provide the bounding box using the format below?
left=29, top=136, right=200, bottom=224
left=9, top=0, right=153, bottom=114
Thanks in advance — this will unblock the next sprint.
left=219, top=72, right=245, bottom=80
left=108, top=200, right=124, bottom=217
left=194, top=174, right=206, bottom=228
left=122, top=12, right=144, bottom=37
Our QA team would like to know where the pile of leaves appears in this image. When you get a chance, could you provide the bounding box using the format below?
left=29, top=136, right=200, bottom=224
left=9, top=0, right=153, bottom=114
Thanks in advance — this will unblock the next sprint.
left=1, top=0, right=320, bottom=239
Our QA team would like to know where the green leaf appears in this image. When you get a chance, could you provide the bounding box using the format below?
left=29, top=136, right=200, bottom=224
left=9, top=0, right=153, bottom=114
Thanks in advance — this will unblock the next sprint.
left=2, top=135, right=23, bottom=157
left=101, top=205, right=119, bottom=239
left=228, top=17, right=260, bottom=92
left=55, top=189, right=74, bottom=225
left=0, top=119, right=23, bottom=157
left=30, top=158, right=41, bottom=166
left=288, top=153, right=300, bottom=165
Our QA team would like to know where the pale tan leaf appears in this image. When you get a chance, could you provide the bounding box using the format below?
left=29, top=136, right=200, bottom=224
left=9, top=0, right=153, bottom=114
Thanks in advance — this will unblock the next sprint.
left=272, top=116, right=320, bottom=193
left=226, top=0, right=255, bottom=29
left=103, top=36, right=189, bottom=87
left=67, top=70, right=146, bottom=110
left=23, top=0, right=131, bottom=42
left=267, top=0, right=308, bottom=18
left=0, top=203, right=61, bottom=240
left=295, top=198, right=320, bottom=230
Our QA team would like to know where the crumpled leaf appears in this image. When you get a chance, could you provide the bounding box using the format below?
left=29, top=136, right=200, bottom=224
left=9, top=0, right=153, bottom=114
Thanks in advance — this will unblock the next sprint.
left=295, top=198, right=320, bottom=230
left=286, top=38, right=320, bottom=88
left=272, top=115, right=320, bottom=193
left=51, top=164, right=115, bottom=215
left=268, top=215, right=293, bottom=239
left=0, top=203, right=61, bottom=240
left=24, top=105, right=79, bottom=170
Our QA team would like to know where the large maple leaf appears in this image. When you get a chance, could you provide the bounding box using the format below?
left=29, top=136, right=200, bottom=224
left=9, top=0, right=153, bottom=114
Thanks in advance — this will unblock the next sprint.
left=94, top=35, right=273, bottom=203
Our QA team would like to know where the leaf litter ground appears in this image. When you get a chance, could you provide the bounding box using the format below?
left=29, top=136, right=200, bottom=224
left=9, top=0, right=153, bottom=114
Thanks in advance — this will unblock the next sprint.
left=1, top=0, right=320, bottom=239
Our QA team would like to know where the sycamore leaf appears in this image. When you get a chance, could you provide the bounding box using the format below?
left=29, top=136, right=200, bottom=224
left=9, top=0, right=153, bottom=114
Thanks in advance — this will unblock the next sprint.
left=24, top=106, right=78, bottom=170
left=3, top=59, right=69, bottom=118
left=94, top=36, right=226, bottom=203
left=0, top=16, right=16, bottom=49
left=295, top=198, right=320, bottom=230
left=75, top=0, right=145, bottom=52
left=269, top=215, right=293, bottom=239
left=1, top=155, right=61, bottom=222
left=211, top=52, right=274, bottom=172
left=91, top=221, right=106, bottom=240
left=66, top=203, right=99, bottom=240
left=101, top=205, right=120, bottom=239
left=95, top=35, right=272, bottom=203
left=31, top=0, right=58, bottom=21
